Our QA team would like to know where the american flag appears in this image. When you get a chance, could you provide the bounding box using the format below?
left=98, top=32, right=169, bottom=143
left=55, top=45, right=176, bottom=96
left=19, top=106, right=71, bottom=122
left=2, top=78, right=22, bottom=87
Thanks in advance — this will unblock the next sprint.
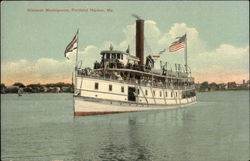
left=64, top=30, right=78, bottom=59
left=169, top=34, right=186, bottom=52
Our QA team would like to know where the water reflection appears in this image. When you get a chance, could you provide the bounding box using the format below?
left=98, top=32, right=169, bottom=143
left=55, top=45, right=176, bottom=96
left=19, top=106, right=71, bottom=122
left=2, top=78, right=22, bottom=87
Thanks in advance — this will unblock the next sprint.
left=72, top=106, right=197, bottom=160
left=128, top=106, right=195, bottom=127
left=126, top=107, right=196, bottom=161
left=96, top=114, right=153, bottom=160
left=127, top=115, right=152, bottom=160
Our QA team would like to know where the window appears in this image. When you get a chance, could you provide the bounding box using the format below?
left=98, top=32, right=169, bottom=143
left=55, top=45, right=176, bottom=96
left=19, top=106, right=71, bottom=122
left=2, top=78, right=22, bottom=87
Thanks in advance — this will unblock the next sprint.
left=166, top=92, right=168, bottom=97
left=121, top=54, right=123, bottom=60
left=137, top=89, right=140, bottom=95
left=117, top=54, right=121, bottom=59
left=106, top=53, right=110, bottom=59
left=109, top=85, right=112, bottom=91
left=153, top=90, right=155, bottom=96
left=176, top=92, right=178, bottom=97
left=145, top=90, right=148, bottom=96
left=121, top=86, right=124, bottom=93
left=171, top=92, right=173, bottom=98
left=112, top=54, right=116, bottom=59
left=160, top=91, right=162, bottom=97
left=95, top=83, right=99, bottom=90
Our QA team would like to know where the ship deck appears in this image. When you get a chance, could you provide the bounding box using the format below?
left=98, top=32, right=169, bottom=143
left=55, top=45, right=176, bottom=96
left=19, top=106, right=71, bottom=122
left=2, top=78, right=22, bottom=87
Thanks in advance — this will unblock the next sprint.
left=93, top=68, right=194, bottom=81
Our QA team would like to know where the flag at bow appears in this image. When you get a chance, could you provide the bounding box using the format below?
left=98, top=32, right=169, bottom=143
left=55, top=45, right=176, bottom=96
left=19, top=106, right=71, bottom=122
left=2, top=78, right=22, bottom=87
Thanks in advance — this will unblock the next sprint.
left=152, top=49, right=166, bottom=58
left=169, top=34, right=186, bottom=52
left=64, top=30, right=78, bottom=59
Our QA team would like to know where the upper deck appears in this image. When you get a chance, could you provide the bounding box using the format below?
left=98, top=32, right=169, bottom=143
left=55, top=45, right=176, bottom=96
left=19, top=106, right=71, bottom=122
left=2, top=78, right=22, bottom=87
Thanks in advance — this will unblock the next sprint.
left=94, top=68, right=193, bottom=81
left=92, top=49, right=193, bottom=80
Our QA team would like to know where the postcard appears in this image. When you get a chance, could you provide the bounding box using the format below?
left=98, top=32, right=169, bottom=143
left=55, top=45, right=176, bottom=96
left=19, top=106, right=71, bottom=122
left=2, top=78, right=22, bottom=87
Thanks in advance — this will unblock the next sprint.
left=1, top=1, right=249, bottom=161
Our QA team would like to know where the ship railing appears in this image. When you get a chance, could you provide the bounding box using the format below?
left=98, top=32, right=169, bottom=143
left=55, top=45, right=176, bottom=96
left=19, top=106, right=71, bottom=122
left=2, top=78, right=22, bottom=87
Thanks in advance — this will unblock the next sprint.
left=77, top=73, right=195, bottom=90
left=93, top=65, right=191, bottom=79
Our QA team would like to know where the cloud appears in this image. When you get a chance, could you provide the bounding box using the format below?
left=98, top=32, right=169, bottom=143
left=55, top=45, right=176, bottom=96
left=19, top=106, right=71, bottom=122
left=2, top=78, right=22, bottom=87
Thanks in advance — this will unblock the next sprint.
left=193, top=44, right=248, bottom=69
left=1, top=58, right=74, bottom=85
left=192, top=44, right=249, bottom=83
left=159, top=23, right=206, bottom=55
left=1, top=21, right=249, bottom=85
left=78, top=45, right=100, bottom=68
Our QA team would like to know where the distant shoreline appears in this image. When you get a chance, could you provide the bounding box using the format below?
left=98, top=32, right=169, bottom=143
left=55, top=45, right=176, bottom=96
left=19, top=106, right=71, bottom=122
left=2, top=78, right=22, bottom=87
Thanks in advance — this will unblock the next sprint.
left=197, top=89, right=249, bottom=92
left=1, top=82, right=73, bottom=94
left=1, top=81, right=249, bottom=94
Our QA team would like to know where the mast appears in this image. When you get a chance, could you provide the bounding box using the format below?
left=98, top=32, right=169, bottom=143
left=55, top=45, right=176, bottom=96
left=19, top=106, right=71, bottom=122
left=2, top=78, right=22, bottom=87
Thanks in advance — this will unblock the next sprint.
left=75, top=29, right=79, bottom=93
left=185, top=33, right=187, bottom=73
left=76, top=29, right=79, bottom=69
left=72, top=72, right=73, bottom=86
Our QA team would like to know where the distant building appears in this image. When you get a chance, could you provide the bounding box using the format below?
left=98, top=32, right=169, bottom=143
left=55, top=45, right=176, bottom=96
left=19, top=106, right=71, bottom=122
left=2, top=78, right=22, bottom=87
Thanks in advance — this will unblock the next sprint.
left=41, top=86, right=48, bottom=92
left=49, top=87, right=61, bottom=93
left=61, top=86, right=71, bottom=92
left=218, top=83, right=226, bottom=90
left=227, top=82, right=237, bottom=89
left=23, top=86, right=33, bottom=93
left=195, top=83, right=201, bottom=89
left=6, top=86, right=19, bottom=93
left=242, top=80, right=250, bottom=88
left=208, top=87, right=215, bottom=91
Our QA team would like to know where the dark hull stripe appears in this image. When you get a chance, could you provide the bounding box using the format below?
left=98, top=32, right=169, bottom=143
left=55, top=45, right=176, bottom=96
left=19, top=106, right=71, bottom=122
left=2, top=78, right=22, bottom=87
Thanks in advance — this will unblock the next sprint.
left=74, top=111, right=138, bottom=116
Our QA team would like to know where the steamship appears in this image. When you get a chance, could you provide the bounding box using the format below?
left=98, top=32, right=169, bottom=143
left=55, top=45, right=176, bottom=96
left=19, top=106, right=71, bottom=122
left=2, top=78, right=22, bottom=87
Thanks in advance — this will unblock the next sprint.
left=70, top=18, right=196, bottom=116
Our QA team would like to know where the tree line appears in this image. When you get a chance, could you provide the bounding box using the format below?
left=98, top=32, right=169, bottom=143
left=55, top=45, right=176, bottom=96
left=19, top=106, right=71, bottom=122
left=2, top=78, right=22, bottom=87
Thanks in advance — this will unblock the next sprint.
left=1, top=82, right=73, bottom=94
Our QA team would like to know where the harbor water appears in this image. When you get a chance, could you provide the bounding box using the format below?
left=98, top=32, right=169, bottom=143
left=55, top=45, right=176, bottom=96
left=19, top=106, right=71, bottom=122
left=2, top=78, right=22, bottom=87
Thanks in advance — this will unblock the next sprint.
left=1, top=91, right=249, bottom=161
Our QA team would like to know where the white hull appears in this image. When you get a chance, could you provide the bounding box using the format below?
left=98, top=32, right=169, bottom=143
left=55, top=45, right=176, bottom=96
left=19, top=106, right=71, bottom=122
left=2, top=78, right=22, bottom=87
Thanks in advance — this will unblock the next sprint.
left=74, top=96, right=196, bottom=116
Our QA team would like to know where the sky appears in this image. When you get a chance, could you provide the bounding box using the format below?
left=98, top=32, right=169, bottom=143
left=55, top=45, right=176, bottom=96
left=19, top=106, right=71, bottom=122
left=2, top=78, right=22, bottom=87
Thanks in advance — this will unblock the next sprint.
left=1, top=1, right=249, bottom=85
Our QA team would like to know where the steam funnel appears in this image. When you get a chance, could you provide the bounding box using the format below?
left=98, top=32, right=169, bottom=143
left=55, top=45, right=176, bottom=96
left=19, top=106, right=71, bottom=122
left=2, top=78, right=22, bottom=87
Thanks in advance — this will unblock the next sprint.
left=136, top=19, right=144, bottom=65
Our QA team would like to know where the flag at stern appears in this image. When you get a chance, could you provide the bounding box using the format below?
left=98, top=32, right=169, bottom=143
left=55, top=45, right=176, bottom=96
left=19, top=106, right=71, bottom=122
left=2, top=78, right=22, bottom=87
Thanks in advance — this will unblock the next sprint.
left=64, top=30, right=78, bottom=59
left=169, top=34, right=186, bottom=52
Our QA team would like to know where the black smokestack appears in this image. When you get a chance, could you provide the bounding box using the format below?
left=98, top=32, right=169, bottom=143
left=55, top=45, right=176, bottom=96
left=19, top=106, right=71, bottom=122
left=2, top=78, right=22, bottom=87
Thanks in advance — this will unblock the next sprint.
left=136, top=19, right=144, bottom=65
